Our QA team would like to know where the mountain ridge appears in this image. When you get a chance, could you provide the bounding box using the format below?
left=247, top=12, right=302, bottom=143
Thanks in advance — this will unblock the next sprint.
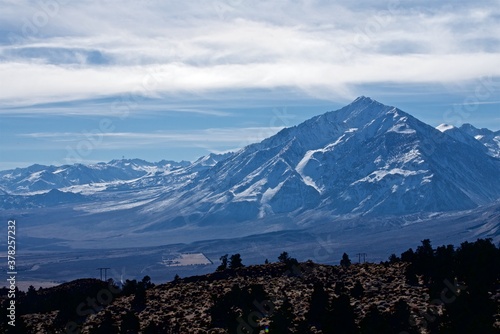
left=437, top=122, right=500, bottom=158
left=1, top=97, right=499, bottom=226
left=162, top=96, right=500, bottom=222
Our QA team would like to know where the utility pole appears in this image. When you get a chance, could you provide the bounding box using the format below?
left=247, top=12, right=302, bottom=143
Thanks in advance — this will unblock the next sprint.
left=356, top=253, right=367, bottom=263
left=97, top=267, right=111, bottom=281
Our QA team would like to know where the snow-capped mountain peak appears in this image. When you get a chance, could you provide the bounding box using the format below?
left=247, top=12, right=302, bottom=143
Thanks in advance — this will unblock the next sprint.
left=153, top=97, right=500, bottom=222
left=1, top=97, right=499, bottom=229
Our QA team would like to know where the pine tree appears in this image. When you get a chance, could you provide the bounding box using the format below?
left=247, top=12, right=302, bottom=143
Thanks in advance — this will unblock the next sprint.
left=334, top=281, right=346, bottom=295
left=359, top=305, right=390, bottom=334
left=340, top=253, right=351, bottom=267
left=216, top=254, right=228, bottom=271
left=120, top=311, right=141, bottom=334
left=141, top=275, right=154, bottom=289
left=90, top=311, right=118, bottom=334
left=387, top=299, right=418, bottom=334
left=278, top=251, right=291, bottom=263
left=350, top=280, right=364, bottom=299
left=143, top=322, right=161, bottom=334
left=388, top=253, right=400, bottom=263
left=325, top=294, right=358, bottom=333
left=401, top=248, right=415, bottom=262
left=404, top=264, right=419, bottom=286
left=229, top=253, right=244, bottom=269
left=26, top=285, right=37, bottom=298
left=306, top=282, right=329, bottom=327
left=269, top=298, right=294, bottom=333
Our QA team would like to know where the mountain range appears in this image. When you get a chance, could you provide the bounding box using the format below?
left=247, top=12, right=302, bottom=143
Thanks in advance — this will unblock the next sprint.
left=2, top=97, right=499, bottom=211
left=1, top=97, right=499, bottom=250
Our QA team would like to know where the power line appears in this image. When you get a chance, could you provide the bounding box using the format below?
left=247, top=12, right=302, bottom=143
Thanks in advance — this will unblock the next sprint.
left=97, top=267, right=111, bottom=281
left=356, top=253, right=367, bottom=263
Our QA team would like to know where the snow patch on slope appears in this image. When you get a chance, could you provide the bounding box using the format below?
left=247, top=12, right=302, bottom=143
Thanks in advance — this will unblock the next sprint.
left=353, top=168, right=429, bottom=184
left=388, top=124, right=416, bottom=134
left=76, top=198, right=157, bottom=213
left=296, top=150, right=322, bottom=194
left=436, top=124, right=455, bottom=132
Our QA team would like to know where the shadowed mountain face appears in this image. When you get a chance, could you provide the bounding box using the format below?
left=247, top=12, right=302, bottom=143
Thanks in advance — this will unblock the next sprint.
left=1, top=97, right=500, bottom=229
left=460, top=124, right=500, bottom=158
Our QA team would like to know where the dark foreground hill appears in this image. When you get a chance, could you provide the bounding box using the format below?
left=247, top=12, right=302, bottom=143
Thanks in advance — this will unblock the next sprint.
left=1, top=239, right=499, bottom=333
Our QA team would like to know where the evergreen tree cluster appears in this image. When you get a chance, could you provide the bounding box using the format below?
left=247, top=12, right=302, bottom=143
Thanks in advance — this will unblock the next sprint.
left=299, top=281, right=358, bottom=333
left=0, top=278, right=114, bottom=332
left=398, top=238, right=500, bottom=333
left=216, top=253, right=245, bottom=271
left=209, top=283, right=270, bottom=333
left=209, top=243, right=500, bottom=333
left=359, top=300, right=417, bottom=334
left=278, top=251, right=299, bottom=267
left=0, top=276, right=156, bottom=333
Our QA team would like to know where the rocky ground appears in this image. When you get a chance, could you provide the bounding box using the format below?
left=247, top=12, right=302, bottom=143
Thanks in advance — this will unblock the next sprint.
left=13, top=261, right=473, bottom=333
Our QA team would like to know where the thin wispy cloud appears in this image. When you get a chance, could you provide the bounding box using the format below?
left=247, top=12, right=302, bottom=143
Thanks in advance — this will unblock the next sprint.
left=0, top=99, right=234, bottom=117
left=17, top=127, right=285, bottom=149
left=449, top=100, right=500, bottom=106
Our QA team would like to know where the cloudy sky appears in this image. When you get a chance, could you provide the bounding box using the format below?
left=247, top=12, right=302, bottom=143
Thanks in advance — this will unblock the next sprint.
left=0, top=0, right=499, bottom=170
